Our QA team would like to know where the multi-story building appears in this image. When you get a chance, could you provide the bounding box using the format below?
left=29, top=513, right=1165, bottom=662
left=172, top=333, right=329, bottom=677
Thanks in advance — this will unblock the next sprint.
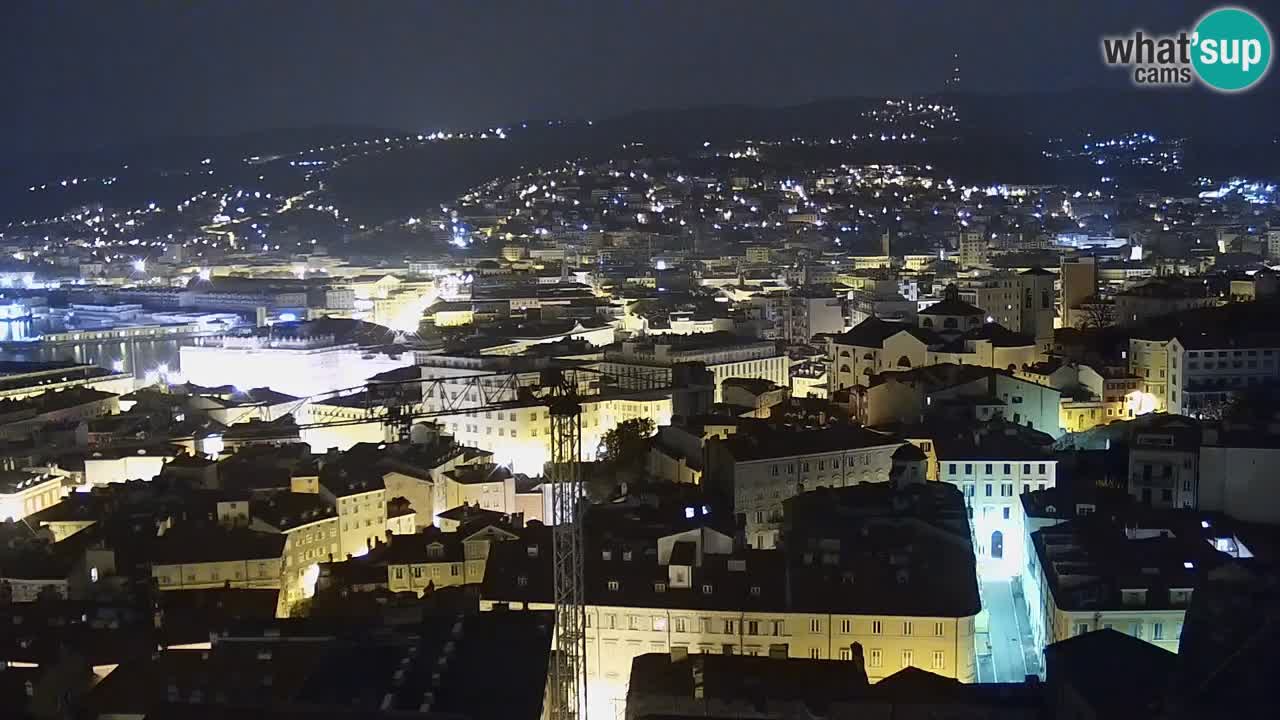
left=936, top=423, right=1057, bottom=578
left=148, top=528, right=285, bottom=591
left=1114, top=279, right=1217, bottom=327
left=0, top=468, right=68, bottom=522
left=385, top=521, right=522, bottom=594
left=828, top=317, right=1043, bottom=395
left=1127, top=415, right=1201, bottom=510
left=180, top=333, right=414, bottom=398
left=317, top=471, right=388, bottom=559
left=861, top=364, right=1062, bottom=438
left=1059, top=257, right=1098, bottom=328
left=601, top=332, right=786, bottom=402
left=958, top=227, right=989, bottom=268
left=1024, top=513, right=1224, bottom=666
left=249, top=493, right=340, bottom=616
left=704, top=425, right=903, bottom=548
left=482, top=487, right=981, bottom=719
left=0, top=360, right=135, bottom=402
left=960, top=268, right=1057, bottom=351
left=745, top=289, right=845, bottom=343
left=1129, top=330, right=1280, bottom=417
left=1127, top=335, right=1183, bottom=415
left=1267, top=228, right=1280, bottom=261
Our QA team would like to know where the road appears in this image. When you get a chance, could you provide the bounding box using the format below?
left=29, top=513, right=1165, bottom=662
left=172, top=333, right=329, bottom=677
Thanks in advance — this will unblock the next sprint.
left=980, top=578, right=1040, bottom=682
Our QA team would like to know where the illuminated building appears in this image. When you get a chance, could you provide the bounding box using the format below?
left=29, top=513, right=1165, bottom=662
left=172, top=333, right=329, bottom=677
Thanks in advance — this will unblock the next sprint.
left=961, top=268, right=1057, bottom=352
left=601, top=332, right=787, bottom=402
left=483, top=483, right=981, bottom=719
left=0, top=360, right=135, bottom=402
left=317, top=470, right=388, bottom=559
left=0, top=468, right=68, bottom=522
left=854, top=362, right=1061, bottom=438
left=745, top=290, right=845, bottom=343
left=385, top=521, right=521, bottom=594
left=1127, top=336, right=1182, bottom=414
left=958, top=226, right=989, bottom=268
left=179, top=333, right=413, bottom=398
left=149, top=528, right=286, bottom=590
left=1059, top=257, right=1098, bottom=327
left=704, top=425, right=904, bottom=548
left=1021, top=508, right=1224, bottom=665
left=935, top=424, right=1057, bottom=579
left=248, top=493, right=340, bottom=616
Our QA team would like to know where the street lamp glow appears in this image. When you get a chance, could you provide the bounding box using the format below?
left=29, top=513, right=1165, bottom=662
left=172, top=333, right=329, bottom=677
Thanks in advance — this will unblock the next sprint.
left=132, top=258, right=146, bottom=273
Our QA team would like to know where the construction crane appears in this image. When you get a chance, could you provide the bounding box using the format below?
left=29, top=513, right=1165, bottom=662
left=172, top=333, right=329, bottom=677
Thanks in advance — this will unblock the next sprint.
left=543, top=368, right=587, bottom=720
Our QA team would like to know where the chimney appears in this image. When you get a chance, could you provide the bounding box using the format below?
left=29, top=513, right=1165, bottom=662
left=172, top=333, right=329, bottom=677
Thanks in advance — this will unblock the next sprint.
left=849, top=642, right=869, bottom=686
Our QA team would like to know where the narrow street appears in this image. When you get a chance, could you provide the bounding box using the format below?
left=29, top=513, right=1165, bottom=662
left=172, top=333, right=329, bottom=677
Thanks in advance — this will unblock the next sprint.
left=979, top=578, right=1040, bottom=683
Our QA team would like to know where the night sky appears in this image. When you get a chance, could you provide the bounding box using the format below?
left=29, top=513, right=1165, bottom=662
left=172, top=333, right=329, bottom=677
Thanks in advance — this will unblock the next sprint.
left=0, top=0, right=1253, bottom=154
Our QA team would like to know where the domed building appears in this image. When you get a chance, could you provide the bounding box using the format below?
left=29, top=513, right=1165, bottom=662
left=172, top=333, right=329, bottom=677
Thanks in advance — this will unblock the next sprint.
left=918, top=284, right=985, bottom=337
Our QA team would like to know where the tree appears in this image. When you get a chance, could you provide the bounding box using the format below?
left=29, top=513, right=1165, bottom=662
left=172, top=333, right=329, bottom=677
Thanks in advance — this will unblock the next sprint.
left=596, top=417, right=655, bottom=467
left=590, top=418, right=656, bottom=500
left=1075, top=298, right=1113, bottom=330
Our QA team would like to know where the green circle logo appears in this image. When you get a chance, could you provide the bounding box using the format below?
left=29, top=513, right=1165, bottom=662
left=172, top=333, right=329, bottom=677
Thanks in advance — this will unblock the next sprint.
left=1192, top=7, right=1272, bottom=92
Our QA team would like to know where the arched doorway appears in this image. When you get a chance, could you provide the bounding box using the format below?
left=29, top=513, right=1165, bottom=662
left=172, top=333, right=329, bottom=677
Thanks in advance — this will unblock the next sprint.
left=990, top=530, right=1004, bottom=559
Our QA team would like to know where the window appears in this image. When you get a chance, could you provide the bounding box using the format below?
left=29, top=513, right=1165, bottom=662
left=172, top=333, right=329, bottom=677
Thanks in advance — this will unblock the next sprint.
left=1038, top=463, right=1046, bottom=474
left=985, top=484, right=993, bottom=497
left=1003, top=507, right=1011, bottom=519
left=724, top=620, right=736, bottom=634
left=1003, top=463, right=1011, bottom=474
left=839, top=647, right=852, bottom=661
left=948, top=463, right=957, bottom=475
left=932, top=651, right=945, bottom=669
left=870, top=649, right=883, bottom=667
left=810, top=619, right=821, bottom=633
left=934, top=622, right=944, bottom=637
left=1153, top=623, right=1164, bottom=641
left=702, top=584, right=714, bottom=595
left=1131, top=622, right=1143, bottom=639
left=872, top=620, right=883, bottom=635
left=964, top=464, right=973, bottom=475
left=840, top=619, right=851, bottom=633
left=747, top=621, right=760, bottom=636
left=773, top=620, right=785, bottom=636
left=653, top=617, right=667, bottom=632
left=1076, top=623, right=1089, bottom=636
left=985, top=464, right=993, bottom=474
left=809, top=648, right=821, bottom=659
left=607, top=580, right=620, bottom=591
left=901, top=650, right=914, bottom=668
left=1023, top=464, right=1031, bottom=474
left=903, top=621, right=913, bottom=636
left=675, top=617, right=687, bottom=633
